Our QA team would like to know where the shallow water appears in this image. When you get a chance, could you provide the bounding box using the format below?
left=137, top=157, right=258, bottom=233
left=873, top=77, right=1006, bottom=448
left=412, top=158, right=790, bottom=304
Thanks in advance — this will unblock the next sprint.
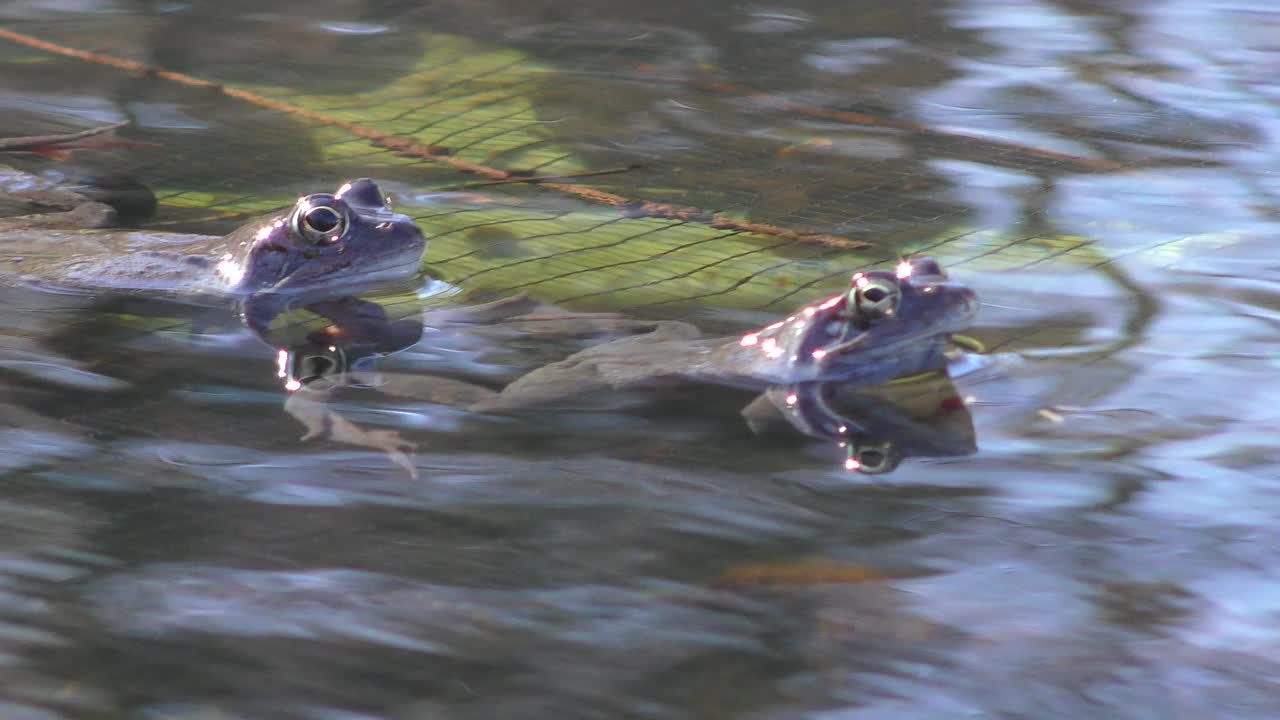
left=3, top=1, right=1280, bottom=718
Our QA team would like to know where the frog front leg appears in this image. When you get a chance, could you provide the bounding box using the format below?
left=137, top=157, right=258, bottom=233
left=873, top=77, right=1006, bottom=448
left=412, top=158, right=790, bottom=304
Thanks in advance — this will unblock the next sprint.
left=282, top=376, right=421, bottom=478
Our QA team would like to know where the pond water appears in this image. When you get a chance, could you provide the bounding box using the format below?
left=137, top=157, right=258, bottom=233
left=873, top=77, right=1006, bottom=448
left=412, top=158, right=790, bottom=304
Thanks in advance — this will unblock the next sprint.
left=3, top=1, right=1280, bottom=718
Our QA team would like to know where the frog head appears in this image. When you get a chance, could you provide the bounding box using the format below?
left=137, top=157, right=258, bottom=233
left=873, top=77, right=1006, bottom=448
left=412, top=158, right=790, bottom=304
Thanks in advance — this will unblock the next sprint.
left=218, top=179, right=425, bottom=301
left=736, top=257, right=976, bottom=385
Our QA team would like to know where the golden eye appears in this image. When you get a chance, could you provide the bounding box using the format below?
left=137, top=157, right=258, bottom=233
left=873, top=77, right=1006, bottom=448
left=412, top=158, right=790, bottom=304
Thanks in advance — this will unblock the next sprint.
left=848, top=277, right=901, bottom=322
left=291, top=196, right=348, bottom=245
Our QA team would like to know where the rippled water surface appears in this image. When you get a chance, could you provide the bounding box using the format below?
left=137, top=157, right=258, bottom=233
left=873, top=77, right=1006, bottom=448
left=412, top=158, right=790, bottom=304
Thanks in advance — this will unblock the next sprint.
left=3, top=1, right=1280, bottom=718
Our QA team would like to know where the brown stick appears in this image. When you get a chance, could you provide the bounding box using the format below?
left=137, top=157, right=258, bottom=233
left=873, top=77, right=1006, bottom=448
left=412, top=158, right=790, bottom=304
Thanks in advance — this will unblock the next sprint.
left=0, top=28, right=871, bottom=250
left=0, top=120, right=129, bottom=151
left=433, top=165, right=641, bottom=191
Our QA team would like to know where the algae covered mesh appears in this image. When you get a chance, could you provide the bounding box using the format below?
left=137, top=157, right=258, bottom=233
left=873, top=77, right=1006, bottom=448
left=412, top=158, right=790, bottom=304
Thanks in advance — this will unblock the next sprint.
left=0, top=25, right=1230, bottom=312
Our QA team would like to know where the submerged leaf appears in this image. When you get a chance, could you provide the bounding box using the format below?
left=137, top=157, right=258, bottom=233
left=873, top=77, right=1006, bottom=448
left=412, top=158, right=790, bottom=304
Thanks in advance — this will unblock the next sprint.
left=112, top=32, right=1246, bottom=310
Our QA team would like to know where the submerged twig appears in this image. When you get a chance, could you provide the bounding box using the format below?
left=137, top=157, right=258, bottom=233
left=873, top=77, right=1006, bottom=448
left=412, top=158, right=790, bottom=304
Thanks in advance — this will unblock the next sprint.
left=0, top=121, right=131, bottom=157
left=434, top=164, right=642, bottom=191
left=0, top=28, right=871, bottom=251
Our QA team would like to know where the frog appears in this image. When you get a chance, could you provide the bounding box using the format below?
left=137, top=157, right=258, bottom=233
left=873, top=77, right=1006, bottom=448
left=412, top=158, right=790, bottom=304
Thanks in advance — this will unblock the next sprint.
left=0, top=171, right=427, bottom=334
left=466, top=256, right=978, bottom=411
left=0, top=168, right=728, bottom=474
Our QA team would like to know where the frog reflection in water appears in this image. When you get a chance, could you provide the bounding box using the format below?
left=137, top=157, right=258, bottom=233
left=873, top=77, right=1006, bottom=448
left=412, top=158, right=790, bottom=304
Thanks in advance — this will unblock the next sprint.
left=0, top=175, right=425, bottom=334
left=744, top=370, right=977, bottom=474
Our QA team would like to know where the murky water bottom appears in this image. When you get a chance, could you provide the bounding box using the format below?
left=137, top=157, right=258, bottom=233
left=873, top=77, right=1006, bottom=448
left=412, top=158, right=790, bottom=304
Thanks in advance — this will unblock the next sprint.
left=4, top=1, right=1280, bottom=718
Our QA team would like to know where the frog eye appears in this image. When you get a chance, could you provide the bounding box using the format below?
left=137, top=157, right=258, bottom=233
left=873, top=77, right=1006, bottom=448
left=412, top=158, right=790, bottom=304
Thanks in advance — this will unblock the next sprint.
left=848, top=276, right=901, bottom=322
left=291, top=196, right=349, bottom=245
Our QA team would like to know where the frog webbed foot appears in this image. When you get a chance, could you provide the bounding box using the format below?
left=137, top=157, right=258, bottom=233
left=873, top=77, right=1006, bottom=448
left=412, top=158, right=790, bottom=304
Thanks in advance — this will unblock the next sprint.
left=284, top=381, right=420, bottom=479
left=358, top=428, right=419, bottom=478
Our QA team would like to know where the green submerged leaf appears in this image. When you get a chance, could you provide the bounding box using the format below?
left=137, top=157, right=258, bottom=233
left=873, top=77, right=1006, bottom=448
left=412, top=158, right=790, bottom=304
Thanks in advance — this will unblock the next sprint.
left=146, top=32, right=1242, bottom=311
